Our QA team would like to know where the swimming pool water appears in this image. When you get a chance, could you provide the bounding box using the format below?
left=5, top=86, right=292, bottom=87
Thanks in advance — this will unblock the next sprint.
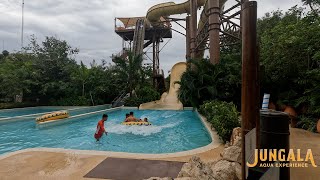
left=0, top=109, right=212, bottom=155
left=0, top=107, right=68, bottom=118
left=0, top=105, right=111, bottom=119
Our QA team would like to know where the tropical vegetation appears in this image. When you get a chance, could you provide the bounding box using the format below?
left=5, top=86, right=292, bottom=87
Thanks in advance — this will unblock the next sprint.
left=199, top=100, right=240, bottom=142
left=178, top=3, right=320, bottom=135
left=177, top=57, right=241, bottom=109
left=0, top=36, right=156, bottom=108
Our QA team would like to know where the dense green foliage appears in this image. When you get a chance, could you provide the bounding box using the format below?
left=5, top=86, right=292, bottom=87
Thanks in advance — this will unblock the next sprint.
left=177, top=4, right=320, bottom=133
left=199, top=100, right=240, bottom=142
left=113, top=52, right=152, bottom=95
left=296, top=116, right=318, bottom=132
left=258, top=6, right=320, bottom=129
left=177, top=57, right=241, bottom=108
left=0, top=36, right=154, bottom=107
left=124, top=86, right=160, bottom=107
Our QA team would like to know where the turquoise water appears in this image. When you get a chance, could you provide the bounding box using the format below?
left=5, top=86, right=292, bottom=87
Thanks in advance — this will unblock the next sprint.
left=0, top=107, right=68, bottom=118
left=0, top=105, right=111, bottom=119
left=0, top=109, right=212, bottom=154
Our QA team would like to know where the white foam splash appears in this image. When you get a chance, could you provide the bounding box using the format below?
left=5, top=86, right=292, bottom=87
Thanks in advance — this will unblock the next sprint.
left=106, top=121, right=181, bottom=136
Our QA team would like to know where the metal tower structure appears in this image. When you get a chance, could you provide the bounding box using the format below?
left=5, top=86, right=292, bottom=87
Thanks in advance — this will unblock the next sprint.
left=112, top=17, right=172, bottom=92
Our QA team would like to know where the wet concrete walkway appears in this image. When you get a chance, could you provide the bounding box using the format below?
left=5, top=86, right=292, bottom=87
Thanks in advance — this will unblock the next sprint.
left=289, top=128, right=320, bottom=180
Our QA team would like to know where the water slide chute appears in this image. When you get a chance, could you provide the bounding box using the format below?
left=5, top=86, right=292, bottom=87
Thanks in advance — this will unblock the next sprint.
left=140, top=0, right=228, bottom=109
left=139, top=62, right=187, bottom=110
left=146, top=0, right=227, bottom=58
left=146, top=0, right=206, bottom=25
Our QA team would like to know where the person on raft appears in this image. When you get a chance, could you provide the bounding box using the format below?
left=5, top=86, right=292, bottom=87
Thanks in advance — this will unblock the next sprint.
left=94, top=114, right=108, bottom=141
left=124, top=113, right=130, bottom=121
left=124, top=111, right=139, bottom=122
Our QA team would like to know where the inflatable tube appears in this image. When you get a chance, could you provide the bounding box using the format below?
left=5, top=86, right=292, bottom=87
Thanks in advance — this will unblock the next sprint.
left=121, top=121, right=152, bottom=126
left=36, top=111, right=69, bottom=123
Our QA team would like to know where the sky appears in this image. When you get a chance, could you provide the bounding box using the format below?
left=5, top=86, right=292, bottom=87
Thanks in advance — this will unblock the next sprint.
left=0, top=0, right=303, bottom=75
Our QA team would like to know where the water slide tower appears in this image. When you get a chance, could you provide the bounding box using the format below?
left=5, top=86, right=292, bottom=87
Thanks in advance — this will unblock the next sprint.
left=112, top=17, right=173, bottom=92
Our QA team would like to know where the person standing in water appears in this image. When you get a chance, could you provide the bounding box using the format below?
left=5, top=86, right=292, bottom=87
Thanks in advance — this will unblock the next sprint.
left=94, top=114, right=108, bottom=141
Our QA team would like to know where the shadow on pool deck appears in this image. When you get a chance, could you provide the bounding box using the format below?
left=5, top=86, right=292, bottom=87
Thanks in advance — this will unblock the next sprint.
left=84, top=157, right=185, bottom=180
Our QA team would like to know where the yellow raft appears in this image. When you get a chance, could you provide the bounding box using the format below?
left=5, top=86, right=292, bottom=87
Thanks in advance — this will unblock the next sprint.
left=36, top=111, right=69, bottom=123
left=121, top=121, right=152, bottom=126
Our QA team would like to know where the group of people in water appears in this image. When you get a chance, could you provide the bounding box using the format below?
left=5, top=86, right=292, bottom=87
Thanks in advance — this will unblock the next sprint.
left=94, top=112, right=149, bottom=141
left=124, top=111, right=148, bottom=123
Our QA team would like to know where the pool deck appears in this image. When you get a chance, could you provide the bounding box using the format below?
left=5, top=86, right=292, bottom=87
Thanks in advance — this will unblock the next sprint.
left=0, top=128, right=319, bottom=179
left=0, top=145, right=225, bottom=180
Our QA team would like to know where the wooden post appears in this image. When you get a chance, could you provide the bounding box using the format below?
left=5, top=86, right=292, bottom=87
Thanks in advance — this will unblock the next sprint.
left=189, top=0, right=197, bottom=59
left=241, top=1, right=258, bottom=179
left=186, top=16, right=191, bottom=61
left=208, top=0, right=220, bottom=64
left=153, top=34, right=156, bottom=87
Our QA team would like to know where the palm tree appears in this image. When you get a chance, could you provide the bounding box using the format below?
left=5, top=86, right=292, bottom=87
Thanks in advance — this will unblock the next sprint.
left=79, top=61, right=89, bottom=96
left=175, top=59, right=223, bottom=107
left=176, top=59, right=242, bottom=108
left=301, top=0, right=320, bottom=12
left=114, top=52, right=144, bottom=96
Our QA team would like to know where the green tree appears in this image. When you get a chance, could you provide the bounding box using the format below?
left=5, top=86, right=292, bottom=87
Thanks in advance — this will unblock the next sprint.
left=113, top=52, right=144, bottom=95
left=301, top=0, right=320, bottom=12
left=177, top=58, right=241, bottom=108
left=0, top=53, right=39, bottom=100
left=259, top=6, right=320, bottom=108
left=76, top=61, right=89, bottom=96
left=2, top=50, right=9, bottom=57
left=24, top=35, right=79, bottom=102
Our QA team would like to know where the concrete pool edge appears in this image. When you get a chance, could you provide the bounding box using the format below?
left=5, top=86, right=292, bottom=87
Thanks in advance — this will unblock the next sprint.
left=0, top=141, right=221, bottom=161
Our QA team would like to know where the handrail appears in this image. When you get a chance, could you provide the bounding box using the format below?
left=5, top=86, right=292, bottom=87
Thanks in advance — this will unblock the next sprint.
left=111, top=91, right=125, bottom=104
left=111, top=91, right=128, bottom=107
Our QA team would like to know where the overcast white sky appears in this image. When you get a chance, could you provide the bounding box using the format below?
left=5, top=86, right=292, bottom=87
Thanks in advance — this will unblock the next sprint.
left=0, top=0, right=303, bottom=74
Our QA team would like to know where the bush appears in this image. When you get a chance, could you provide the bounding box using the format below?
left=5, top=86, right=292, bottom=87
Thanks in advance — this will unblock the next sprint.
left=50, top=96, right=90, bottom=106
left=296, top=116, right=318, bottom=133
left=124, top=86, right=160, bottom=107
left=177, top=59, right=241, bottom=108
left=199, top=100, right=240, bottom=142
left=124, top=96, right=142, bottom=107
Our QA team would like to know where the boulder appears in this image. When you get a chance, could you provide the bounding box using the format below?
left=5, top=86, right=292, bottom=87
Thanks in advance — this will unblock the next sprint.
left=221, top=146, right=241, bottom=164
left=225, top=141, right=231, bottom=148
left=205, top=160, right=218, bottom=168
left=234, top=162, right=242, bottom=180
left=230, top=127, right=241, bottom=146
left=232, top=136, right=242, bottom=148
left=174, top=177, right=197, bottom=180
left=144, top=177, right=173, bottom=180
left=210, top=160, right=237, bottom=180
left=178, top=156, right=214, bottom=180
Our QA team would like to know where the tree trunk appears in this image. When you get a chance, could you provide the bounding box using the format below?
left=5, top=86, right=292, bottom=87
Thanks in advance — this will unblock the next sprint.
left=82, top=82, right=85, bottom=96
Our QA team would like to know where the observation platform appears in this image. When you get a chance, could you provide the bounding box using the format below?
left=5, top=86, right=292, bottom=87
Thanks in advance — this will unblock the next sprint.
left=115, top=17, right=172, bottom=41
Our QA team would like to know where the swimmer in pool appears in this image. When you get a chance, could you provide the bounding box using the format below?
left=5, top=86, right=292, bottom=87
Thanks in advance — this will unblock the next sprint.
left=94, top=114, right=108, bottom=141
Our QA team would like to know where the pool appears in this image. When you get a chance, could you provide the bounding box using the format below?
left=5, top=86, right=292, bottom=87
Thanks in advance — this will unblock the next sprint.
left=0, top=105, right=111, bottom=119
left=0, top=107, right=70, bottom=118
left=0, top=109, right=212, bottom=155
